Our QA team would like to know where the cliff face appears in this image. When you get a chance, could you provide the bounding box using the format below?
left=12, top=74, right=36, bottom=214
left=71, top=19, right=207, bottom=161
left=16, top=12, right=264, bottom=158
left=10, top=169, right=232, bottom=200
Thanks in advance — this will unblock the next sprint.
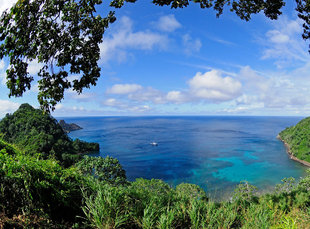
left=279, top=117, right=310, bottom=164
left=59, top=120, right=82, bottom=133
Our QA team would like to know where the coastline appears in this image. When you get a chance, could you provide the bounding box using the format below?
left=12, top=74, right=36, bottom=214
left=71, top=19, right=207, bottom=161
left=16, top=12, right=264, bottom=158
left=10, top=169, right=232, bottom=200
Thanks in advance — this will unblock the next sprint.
left=277, top=135, right=310, bottom=167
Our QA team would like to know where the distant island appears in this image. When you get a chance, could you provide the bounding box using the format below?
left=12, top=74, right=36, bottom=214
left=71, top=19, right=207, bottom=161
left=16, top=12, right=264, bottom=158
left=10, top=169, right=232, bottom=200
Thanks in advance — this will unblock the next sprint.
left=59, top=119, right=82, bottom=133
left=278, top=117, right=310, bottom=167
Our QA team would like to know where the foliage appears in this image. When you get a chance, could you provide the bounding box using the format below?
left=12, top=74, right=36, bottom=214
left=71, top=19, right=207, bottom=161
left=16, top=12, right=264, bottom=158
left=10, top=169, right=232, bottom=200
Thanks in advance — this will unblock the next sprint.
left=82, top=183, right=130, bottom=229
left=1, top=136, right=310, bottom=228
left=175, top=182, right=208, bottom=201
left=4, top=0, right=310, bottom=111
left=279, top=117, right=310, bottom=163
left=76, top=155, right=128, bottom=186
left=0, top=0, right=116, bottom=112
left=0, top=140, right=85, bottom=227
left=0, top=107, right=310, bottom=228
left=296, top=0, right=310, bottom=44
left=233, top=181, right=258, bottom=205
left=0, top=103, right=99, bottom=166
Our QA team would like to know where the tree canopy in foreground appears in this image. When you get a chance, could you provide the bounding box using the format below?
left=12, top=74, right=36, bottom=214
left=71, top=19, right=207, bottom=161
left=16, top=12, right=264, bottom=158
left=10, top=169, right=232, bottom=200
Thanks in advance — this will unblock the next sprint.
left=0, top=0, right=309, bottom=112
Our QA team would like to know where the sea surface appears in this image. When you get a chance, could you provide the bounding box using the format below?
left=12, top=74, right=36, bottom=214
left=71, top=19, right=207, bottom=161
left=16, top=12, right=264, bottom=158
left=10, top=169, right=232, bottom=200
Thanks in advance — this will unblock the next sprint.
left=63, top=116, right=308, bottom=198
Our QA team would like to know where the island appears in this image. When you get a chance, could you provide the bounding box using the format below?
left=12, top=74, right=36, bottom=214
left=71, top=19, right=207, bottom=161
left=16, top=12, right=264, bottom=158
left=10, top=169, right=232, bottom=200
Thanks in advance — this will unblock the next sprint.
left=0, top=103, right=99, bottom=167
left=278, top=117, right=310, bottom=167
left=59, top=119, right=83, bottom=133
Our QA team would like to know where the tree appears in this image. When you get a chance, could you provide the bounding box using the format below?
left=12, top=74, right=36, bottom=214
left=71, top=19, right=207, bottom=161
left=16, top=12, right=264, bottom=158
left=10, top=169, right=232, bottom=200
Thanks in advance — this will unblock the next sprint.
left=0, top=0, right=308, bottom=112
left=75, top=155, right=128, bottom=185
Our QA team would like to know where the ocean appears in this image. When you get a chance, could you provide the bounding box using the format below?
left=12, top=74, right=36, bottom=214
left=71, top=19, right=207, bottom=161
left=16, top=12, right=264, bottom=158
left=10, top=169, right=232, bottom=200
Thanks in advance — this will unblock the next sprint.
left=64, top=116, right=308, bottom=198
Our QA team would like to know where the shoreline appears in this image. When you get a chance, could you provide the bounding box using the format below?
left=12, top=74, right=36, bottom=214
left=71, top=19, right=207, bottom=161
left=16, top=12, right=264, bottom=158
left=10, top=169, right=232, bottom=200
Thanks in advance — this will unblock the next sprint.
left=277, top=135, right=310, bottom=167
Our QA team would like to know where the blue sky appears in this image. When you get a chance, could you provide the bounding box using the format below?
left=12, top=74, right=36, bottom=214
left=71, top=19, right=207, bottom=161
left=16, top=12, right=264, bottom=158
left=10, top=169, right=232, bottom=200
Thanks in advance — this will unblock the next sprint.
left=0, top=1, right=310, bottom=117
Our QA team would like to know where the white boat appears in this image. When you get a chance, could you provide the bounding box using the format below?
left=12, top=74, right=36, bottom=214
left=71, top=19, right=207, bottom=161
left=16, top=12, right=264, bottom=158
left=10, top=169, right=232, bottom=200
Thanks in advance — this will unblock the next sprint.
left=150, top=141, right=158, bottom=146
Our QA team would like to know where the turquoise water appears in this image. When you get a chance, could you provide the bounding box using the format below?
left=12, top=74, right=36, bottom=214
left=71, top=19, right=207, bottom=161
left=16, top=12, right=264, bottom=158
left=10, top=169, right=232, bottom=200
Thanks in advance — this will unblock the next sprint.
left=64, top=116, right=308, bottom=197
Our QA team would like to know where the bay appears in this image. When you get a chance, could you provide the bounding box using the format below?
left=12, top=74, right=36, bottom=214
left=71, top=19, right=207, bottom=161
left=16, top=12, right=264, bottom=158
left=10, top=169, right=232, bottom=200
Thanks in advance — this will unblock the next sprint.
left=64, top=116, right=308, bottom=198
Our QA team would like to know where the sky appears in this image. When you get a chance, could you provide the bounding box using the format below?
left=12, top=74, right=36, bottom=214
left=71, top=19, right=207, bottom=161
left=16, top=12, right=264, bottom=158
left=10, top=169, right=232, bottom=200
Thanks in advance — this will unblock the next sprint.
left=0, top=1, right=310, bottom=117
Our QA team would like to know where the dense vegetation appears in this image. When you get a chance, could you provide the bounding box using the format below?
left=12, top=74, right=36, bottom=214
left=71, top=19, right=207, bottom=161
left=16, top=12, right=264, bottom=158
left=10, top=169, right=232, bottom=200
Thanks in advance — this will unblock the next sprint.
left=1, top=106, right=310, bottom=228
left=0, top=103, right=99, bottom=166
left=1, top=137, right=310, bottom=228
left=279, top=117, right=310, bottom=163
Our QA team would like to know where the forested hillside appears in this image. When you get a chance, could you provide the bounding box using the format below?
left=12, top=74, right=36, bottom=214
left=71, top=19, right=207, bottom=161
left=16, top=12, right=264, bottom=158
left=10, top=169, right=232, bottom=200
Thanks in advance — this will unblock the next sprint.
left=279, top=117, right=310, bottom=163
left=0, top=103, right=99, bottom=166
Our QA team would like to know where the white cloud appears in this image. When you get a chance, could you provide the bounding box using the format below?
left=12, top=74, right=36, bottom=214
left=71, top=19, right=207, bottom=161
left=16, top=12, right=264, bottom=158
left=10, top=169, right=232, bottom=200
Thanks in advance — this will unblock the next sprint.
left=239, top=66, right=270, bottom=93
left=55, top=104, right=64, bottom=110
left=127, top=87, right=165, bottom=104
left=107, top=84, right=142, bottom=94
left=261, top=17, right=309, bottom=67
left=106, top=84, right=166, bottom=104
left=128, top=105, right=151, bottom=113
left=188, top=70, right=242, bottom=102
left=0, top=100, right=20, bottom=117
left=100, top=63, right=310, bottom=115
left=182, top=34, right=202, bottom=55
left=166, top=90, right=188, bottom=103
left=69, top=92, right=96, bottom=101
left=0, top=60, right=5, bottom=70
left=53, top=104, right=89, bottom=115
left=266, top=30, right=289, bottom=44
left=102, top=97, right=152, bottom=113
left=103, top=98, right=121, bottom=107
left=0, top=59, right=7, bottom=85
left=222, top=103, right=264, bottom=114
left=100, top=16, right=168, bottom=63
left=103, top=69, right=243, bottom=111
left=28, top=61, right=44, bottom=75
left=156, top=15, right=181, bottom=32
left=228, top=63, right=310, bottom=114
left=0, top=0, right=16, bottom=15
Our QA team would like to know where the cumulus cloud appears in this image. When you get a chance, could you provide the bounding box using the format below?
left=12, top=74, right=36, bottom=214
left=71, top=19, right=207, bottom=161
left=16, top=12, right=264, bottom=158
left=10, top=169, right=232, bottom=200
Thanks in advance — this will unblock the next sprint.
left=104, top=70, right=242, bottom=112
left=28, top=61, right=44, bottom=75
left=127, top=87, right=165, bottom=104
left=188, top=70, right=242, bottom=102
left=0, top=100, right=20, bottom=117
left=166, top=90, right=189, bottom=103
left=0, top=0, right=16, bottom=15
left=106, top=84, right=165, bottom=104
left=107, top=84, right=142, bottom=94
left=156, top=15, right=181, bottom=32
left=228, top=63, right=310, bottom=114
left=102, top=64, right=310, bottom=115
left=100, top=16, right=168, bottom=63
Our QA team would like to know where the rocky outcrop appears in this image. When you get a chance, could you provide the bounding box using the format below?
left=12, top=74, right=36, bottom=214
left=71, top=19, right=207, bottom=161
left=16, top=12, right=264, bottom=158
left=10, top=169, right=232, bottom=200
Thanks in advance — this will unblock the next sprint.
left=59, top=120, right=82, bottom=133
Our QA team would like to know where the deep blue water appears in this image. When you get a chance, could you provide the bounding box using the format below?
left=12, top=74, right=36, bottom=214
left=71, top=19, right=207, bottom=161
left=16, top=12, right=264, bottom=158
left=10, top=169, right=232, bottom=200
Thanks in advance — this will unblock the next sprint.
left=63, top=116, right=308, bottom=198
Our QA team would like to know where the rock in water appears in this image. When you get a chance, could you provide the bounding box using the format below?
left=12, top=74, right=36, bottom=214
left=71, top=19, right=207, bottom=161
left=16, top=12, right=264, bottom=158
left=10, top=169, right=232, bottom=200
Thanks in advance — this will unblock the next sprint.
left=59, top=120, right=82, bottom=133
